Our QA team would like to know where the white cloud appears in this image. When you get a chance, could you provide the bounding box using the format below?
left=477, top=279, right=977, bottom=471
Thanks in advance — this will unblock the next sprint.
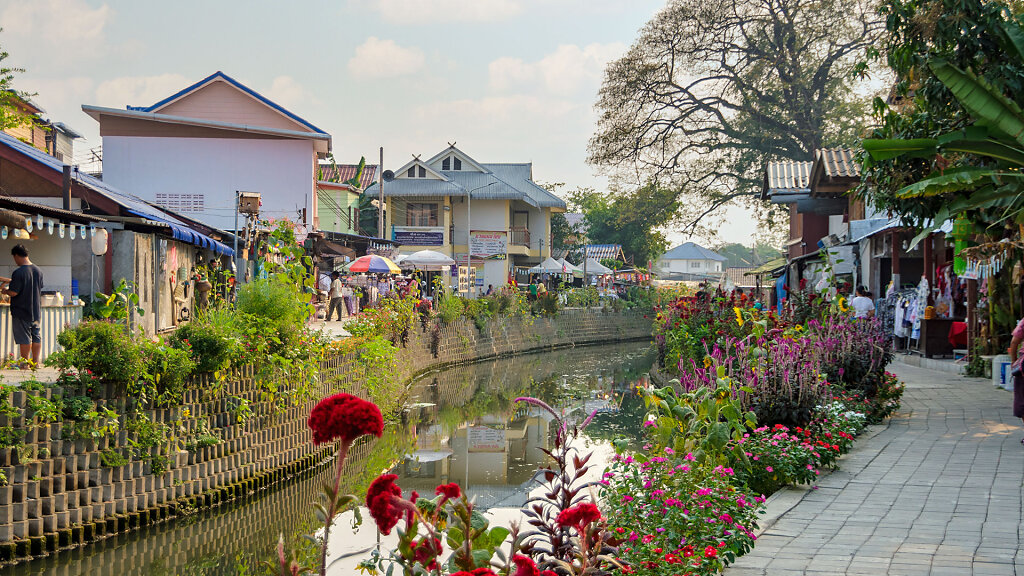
left=0, top=0, right=111, bottom=60
left=348, top=37, right=425, bottom=79
left=266, top=75, right=315, bottom=109
left=94, top=74, right=190, bottom=108
left=488, top=43, right=626, bottom=96
left=372, top=0, right=521, bottom=24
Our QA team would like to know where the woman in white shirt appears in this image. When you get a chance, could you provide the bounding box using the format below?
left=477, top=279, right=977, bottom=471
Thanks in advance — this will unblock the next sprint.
left=851, top=286, right=875, bottom=319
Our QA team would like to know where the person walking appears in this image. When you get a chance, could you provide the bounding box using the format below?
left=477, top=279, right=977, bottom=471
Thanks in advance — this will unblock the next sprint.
left=851, top=286, right=875, bottom=319
left=327, top=272, right=345, bottom=321
left=1009, top=316, right=1024, bottom=441
left=3, top=245, right=43, bottom=367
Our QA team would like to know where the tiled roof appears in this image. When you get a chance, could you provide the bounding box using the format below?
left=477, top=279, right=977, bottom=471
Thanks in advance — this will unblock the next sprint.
left=815, top=148, right=860, bottom=179
left=765, top=160, right=813, bottom=194
left=723, top=267, right=757, bottom=287
left=317, top=163, right=378, bottom=189
left=660, top=242, right=727, bottom=262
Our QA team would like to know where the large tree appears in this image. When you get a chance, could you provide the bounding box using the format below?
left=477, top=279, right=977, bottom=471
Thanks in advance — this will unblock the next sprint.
left=0, top=34, right=34, bottom=133
left=569, top=183, right=680, bottom=266
left=588, top=0, right=882, bottom=232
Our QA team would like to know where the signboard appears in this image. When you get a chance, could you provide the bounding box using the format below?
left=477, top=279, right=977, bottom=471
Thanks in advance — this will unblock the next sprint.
left=394, top=227, right=444, bottom=246
left=470, top=230, right=507, bottom=260
left=468, top=426, right=506, bottom=453
left=458, top=266, right=470, bottom=293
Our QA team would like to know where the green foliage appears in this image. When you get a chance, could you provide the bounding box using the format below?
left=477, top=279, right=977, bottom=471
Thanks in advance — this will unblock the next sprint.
left=140, top=340, right=197, bottom=406
left=167, top=308, right=239, bottom=373
left=47, top=321, right=146, bottom=391
left=643, top=374, right=756, bottom=468
left=437, top=290, right=465, bottom=325
left=0, top=35, right=37, bottom=133
left=569, top=183, right=677, bottom=266
left=227, top=396, right=254, bottom=425
left=99, top=448, right=129, bottom=468
left=236, top=276, right=310, bottom=345
left=125, top=415, right=169, bottom=455
left=85, top=279, right=145, bottom=323
left=26, top=394, right=59, bottom=423
left=713, top=242, right=784, bottom=268
left=0, top=426, right=21, bottom=448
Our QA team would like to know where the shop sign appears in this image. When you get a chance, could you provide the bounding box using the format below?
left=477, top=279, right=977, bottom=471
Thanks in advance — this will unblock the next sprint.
left=394, top=227, right=444, bottom=246
left=470, top=230, right=507, bottom=260
left=468, top=426, right=506, bottom=453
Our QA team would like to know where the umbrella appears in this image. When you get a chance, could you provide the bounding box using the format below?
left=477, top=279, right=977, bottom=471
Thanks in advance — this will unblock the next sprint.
left=581, top=258, right=612, bottom=275
left=402, top=249, right=456, bottom=270
left=345, top=254, right=401, bottom=274
left=528, top=257, right=568, bottom=273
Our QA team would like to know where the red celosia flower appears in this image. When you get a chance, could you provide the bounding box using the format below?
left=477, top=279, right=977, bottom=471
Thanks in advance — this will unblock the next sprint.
left=555, top=502, right=602, bottom=530
left=411, top=537, right=441, bottom=571
left=307, top=393, right=384, bottom=446
left=366, top=474, right=402, bottom=535
left=511, top=555, right=539, bottom=576
left=435, top=482, right=461, bottom=501
left=451, top=569, right=498, bottom=576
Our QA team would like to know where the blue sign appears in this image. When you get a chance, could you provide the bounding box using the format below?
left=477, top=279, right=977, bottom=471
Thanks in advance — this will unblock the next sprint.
left=394, top=230, right=444, bottom=246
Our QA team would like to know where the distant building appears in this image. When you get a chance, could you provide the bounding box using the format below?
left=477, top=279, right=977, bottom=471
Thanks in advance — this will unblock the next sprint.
left=2, top=93, right=82, bottom=161
left=364, top=144, right=566, bottom=293
left=82, top=71, right=331, bottom=231
left=316, top=163, right=377, bottom=236
left=656, top=242, right=726, bottom=278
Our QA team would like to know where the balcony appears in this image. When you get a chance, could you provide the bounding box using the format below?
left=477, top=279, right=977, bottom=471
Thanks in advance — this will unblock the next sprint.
left=510, top=226, right=530, bottom=247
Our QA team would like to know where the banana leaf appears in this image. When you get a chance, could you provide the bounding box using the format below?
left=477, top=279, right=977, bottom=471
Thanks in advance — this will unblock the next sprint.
left=896, top=168, right=1024, bottom=198
left=930, top=59, right=1024, bottom=147
left=862, top=138, right=939, bottom=161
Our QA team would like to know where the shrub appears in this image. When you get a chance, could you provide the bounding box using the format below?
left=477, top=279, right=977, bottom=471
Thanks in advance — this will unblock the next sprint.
left=47, top=321, right=146, bottom=390
left=437, top=291, right=464, bottom=325
left=140, top=340, right=197, bottom=405
left=236, top=276, right=309, bottom=344
left=167, top=308, right=239, bottom=373
left=100, top=448, right=129, bottom=467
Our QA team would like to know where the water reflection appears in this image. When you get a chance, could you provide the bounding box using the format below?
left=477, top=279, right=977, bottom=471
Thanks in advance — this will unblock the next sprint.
left=2, top=343, right=654, bottom=576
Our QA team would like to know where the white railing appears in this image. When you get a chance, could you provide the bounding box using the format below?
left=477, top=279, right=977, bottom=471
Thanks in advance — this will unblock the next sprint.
left=0, top=305, right=83, bottom=363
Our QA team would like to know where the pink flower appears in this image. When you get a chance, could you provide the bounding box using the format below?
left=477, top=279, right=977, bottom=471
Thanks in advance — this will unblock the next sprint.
left=765, top=466, right=774, bottom=472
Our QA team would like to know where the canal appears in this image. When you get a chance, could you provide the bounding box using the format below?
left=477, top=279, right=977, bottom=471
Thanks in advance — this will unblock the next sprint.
left=2, top=342, right=655, bottom=575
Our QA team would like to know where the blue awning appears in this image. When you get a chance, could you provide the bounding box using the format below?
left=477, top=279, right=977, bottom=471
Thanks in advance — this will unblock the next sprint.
left=125, top=209, right=234, bottom=256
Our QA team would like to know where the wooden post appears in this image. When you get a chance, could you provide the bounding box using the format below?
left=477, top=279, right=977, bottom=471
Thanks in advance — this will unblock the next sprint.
left=891, top=230, right=901, bottom=290
left=923, top=233, right=934, bottom=304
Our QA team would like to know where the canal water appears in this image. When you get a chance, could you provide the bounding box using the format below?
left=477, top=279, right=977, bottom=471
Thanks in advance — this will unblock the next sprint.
left=2, top=342, right=655, bottom=576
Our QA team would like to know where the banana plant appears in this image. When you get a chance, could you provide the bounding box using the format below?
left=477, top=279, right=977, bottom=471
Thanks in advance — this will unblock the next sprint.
left=863, top=17, right=1024, bottom=246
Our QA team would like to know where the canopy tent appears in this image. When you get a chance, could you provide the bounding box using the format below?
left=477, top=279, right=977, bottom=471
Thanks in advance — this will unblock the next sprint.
left=580, top=258, right=612, bottom=275
left=556, top=258, right=581, bottom=273
left=401, top=249, right=456, bottom=270
left=528, top=257, right=569, bottom=274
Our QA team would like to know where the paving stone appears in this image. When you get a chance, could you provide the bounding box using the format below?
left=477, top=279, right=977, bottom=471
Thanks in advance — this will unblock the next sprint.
left=724, top=361, right=1024, bottom=576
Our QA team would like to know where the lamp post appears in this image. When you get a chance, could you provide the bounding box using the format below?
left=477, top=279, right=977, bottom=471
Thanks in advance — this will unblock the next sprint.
left=466, top=182, right=497, bottom=296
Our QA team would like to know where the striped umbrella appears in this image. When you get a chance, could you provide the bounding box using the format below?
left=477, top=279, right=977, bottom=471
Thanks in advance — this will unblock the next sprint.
left=345, top=255, right=401, bottom=274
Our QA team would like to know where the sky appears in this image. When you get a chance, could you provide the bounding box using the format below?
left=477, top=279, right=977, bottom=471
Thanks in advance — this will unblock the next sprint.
left=1, top=0, right=759, bottom=247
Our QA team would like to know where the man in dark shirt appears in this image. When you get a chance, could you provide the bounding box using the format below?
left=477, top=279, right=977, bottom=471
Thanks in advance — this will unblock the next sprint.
left=3, top=244, right=43, bottom=367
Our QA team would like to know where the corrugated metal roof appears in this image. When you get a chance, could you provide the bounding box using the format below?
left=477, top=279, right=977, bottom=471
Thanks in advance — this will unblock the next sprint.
left=580, top=244, right=624, bottom=261
left=444, top=171, right=524, bottom=202
left=815, top=148, right=861, bottom=179
left=660, top=242, right=727, bottom=262
left=0, top=196, right=105, bottom=223
left=723, top=267, right=757, bottom=286
left=766, top=160, right=813, bottom=194
left=483, top=163, right=566, bottom=209
left=364, top=178, right=465, bottom=199
left=317, top=163, right=378, bottom=189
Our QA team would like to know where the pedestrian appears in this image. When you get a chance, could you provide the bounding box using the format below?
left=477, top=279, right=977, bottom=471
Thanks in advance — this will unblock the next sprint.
left=2, top=244, right=43, bottom=367
left=851, top=286, right=875, bottom=319
left=485, top=284, right=494, bottom=296
left=1009, top=317, right=1024, bottom=441
left=341, top=280, right=354, bottom=317
left=327, top=272, right=344, bottom=321
left=528, top=277, right=538, bottom=301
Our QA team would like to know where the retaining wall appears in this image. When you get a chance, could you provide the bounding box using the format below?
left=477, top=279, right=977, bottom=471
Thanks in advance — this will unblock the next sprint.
left=0, top=308, right=651, bottom=565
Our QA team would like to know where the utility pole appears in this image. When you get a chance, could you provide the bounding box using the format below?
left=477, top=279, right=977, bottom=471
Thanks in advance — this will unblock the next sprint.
left=378, top=147, right=385, bottom=241
left=233, top=190, right=240, bottom=282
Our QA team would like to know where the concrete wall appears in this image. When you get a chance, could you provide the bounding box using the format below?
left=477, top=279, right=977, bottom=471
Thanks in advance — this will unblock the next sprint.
left=102, top=136, right=316, bottom=231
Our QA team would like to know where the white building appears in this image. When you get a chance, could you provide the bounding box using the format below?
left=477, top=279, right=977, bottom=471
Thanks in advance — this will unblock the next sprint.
left=82, top=71, right=331, bottom=232
left=656, top=242, right=726, bottom=278
left=364, top=145, right=566, bottom=294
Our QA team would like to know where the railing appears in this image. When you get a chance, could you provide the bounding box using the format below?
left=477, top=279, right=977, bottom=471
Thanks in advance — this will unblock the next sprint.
left=510, top=227, right=530, bottom=247
left=0, top=304, right=83, bottom=362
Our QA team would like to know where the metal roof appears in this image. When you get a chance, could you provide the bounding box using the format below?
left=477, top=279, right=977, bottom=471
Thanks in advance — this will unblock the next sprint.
left=815, top=148, right=861, bottom=179
left=580, top=244, right=624, bottom=261
left=364, top=178, right=465, bottom=199
left=660, top=242, right=727, bottom=262
left=484, top=163, right=565, bottom=209
left=765, top=160, right=813, bottom=196
left=0, top=196, right=105, bottom=223
left=317, top=163, right=378, bottom=190
left=127, top=71, right=328, bottom=135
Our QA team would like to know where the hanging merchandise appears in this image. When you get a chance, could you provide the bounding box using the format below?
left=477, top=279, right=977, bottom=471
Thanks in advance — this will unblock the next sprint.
left=58, top=223, right=64, bottom=238
left=90, top=225, right=95, bottom=238
left=47, top=220, right=54, bottom=235
left=36, top=215, right=43, bottom=230
left=70, top=225, right=76, bottom=239
left=25, top=218, right=32, bottom=233
left=2, top=226, right=7, bottom=240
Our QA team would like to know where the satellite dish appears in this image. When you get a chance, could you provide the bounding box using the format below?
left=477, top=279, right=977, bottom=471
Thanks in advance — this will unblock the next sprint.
left=382, top=170, right=395, bottom=182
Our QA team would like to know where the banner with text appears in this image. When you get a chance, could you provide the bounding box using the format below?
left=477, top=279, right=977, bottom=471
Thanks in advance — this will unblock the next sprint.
left=470, top=230, right=507, bottom=260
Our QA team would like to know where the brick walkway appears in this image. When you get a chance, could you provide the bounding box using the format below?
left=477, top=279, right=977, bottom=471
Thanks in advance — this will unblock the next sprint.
left=726, top=361, right=1024, bottom=576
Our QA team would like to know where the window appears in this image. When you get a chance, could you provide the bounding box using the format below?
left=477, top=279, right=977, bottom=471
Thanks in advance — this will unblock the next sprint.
left=690, top=261, right=700, bottom=269
left=453, top=157, right=462, bottom=171
left=418, top=166, right=426, bottom=178
left=406, top=203, right=438, bottom=226
left=407, top=166, right=416, bottom=178
left=442, top=158, right=450, bottom=170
